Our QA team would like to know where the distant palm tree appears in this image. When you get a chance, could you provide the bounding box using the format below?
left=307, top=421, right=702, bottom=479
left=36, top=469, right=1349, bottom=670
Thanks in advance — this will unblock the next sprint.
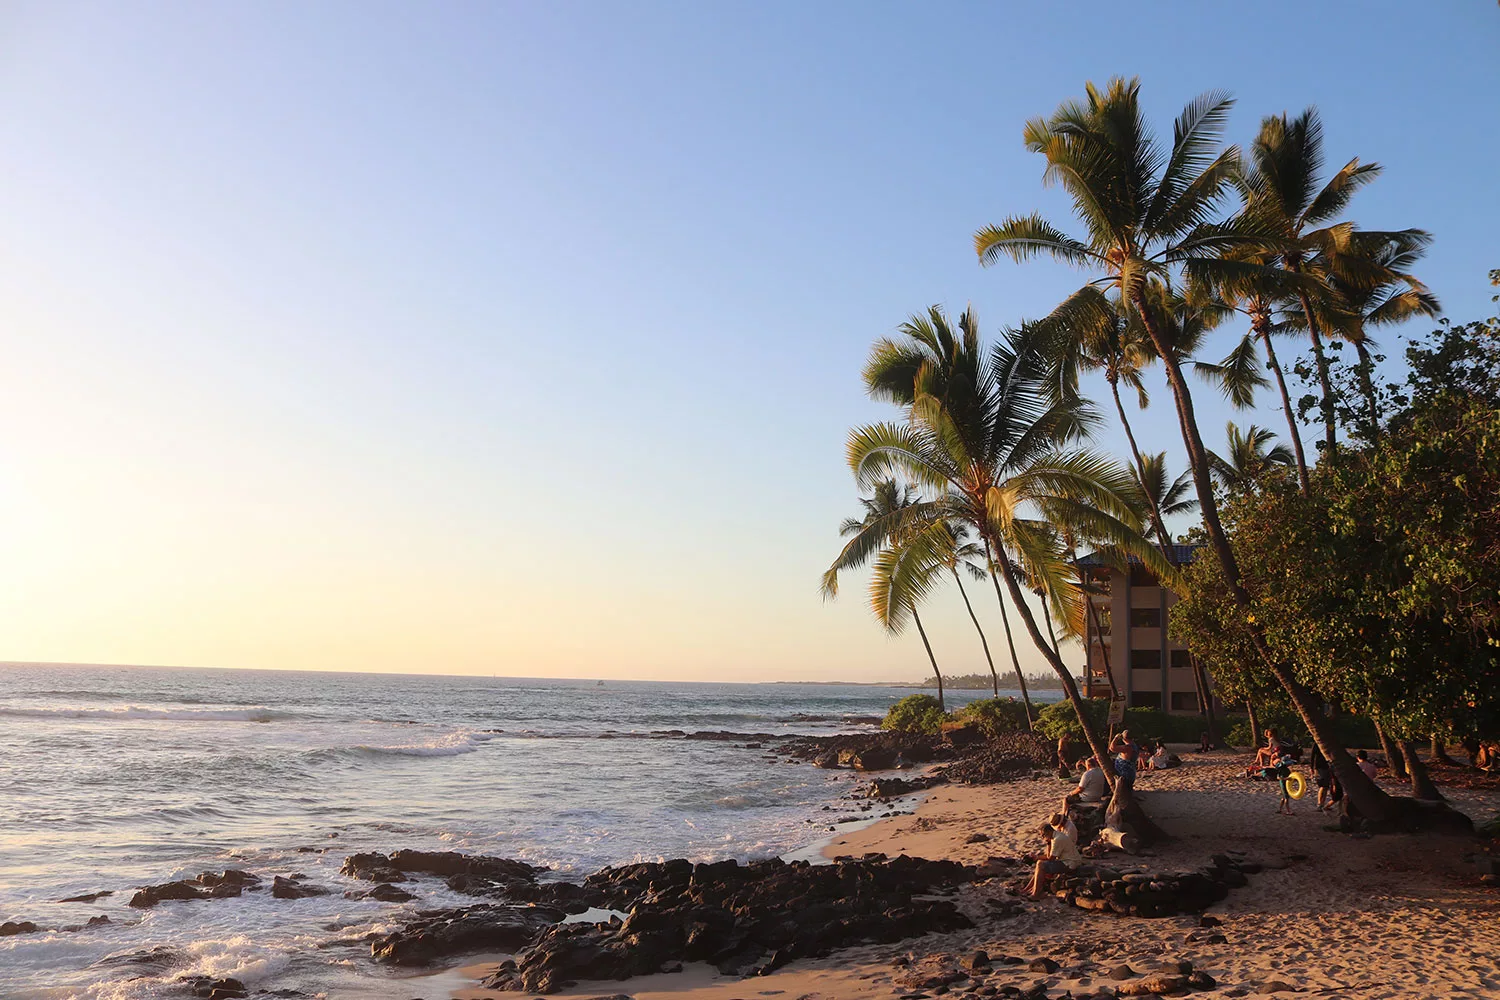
left=823, top=481, right=951, bottom=708
left=1208, top=422, right=1294, bottom=491
left=937, top=524, right=1008, bottom=700
left=974, top=78, right=1397, bottom=821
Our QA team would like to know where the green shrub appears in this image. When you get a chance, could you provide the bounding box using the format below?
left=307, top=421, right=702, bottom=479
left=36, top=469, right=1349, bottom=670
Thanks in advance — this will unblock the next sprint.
left=1033, top=697, right=1109, bottom=740
left=881, top=694, right=947, bottom=734
left=955, top=697, right=1032, bottom=737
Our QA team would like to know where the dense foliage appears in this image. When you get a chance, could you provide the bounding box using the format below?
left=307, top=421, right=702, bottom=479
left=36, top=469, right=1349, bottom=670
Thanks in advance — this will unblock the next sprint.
left=954, top=697, right=1033, bottom=737
left=880, top=694, right=947, bottom=734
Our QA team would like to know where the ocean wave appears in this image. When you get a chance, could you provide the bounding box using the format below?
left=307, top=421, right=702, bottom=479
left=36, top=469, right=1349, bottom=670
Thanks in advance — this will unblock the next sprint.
left=0, top=705, right=296, bottom=723
left=306, top=730, right=491, bottom=761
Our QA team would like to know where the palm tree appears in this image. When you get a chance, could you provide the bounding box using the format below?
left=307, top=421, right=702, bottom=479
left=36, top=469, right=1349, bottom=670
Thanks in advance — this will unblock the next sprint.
left=1293, top=230, right=1441, bottom=440
left=1237, top=108, right=1421, bottom=455
left=823, top=481, right=950, bottom=708
left=863, top=306, right=1037, bottom=725
left=848, top=323, right=1176, bottom=830
left=975, top=78, right=1396, bottom=820
left=1208, top=422, right=1294, bottom=491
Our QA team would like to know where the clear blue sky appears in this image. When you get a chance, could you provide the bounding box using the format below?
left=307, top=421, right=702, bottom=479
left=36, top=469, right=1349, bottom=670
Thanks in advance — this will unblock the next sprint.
left=0, top=2, right=1495, bottom=680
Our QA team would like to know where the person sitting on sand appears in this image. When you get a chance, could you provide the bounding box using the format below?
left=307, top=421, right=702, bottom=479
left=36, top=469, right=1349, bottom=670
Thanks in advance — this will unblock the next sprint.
left=1064, top=755, right=1108, bottom=810
left=1023, top=818, right=1081, bottom=899
left=1198, top=730, right=1212, bottom=753
left=1049, top=810, right=1078, bottom=843
left=1254, top=728, right=1280, bottom=769
left=1147, top=744, right=1175, bottom=770
left=1108, top=730, right=1139, bottom=790
left=1356, top=749, right=1378, bottom=781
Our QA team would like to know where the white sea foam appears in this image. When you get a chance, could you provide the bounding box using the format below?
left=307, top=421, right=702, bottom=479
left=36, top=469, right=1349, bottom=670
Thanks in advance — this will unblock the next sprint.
left=347, top=730, right=487, bottom=756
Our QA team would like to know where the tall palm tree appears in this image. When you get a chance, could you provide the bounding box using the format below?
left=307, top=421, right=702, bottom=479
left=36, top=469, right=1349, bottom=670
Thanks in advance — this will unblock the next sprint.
left=1208, top=422, right=1294, bottom=491
left=863, top=306, right=1036, bottom=725
left=823, top=481, right=950, bottom=708
left=1237, top=108, right=1421, bottom=455
left=974, top=78, right=1396, bottom=820
left=849, top=324, right=1176, bottom=829
left=1292, top=229, right=1441, bottom=440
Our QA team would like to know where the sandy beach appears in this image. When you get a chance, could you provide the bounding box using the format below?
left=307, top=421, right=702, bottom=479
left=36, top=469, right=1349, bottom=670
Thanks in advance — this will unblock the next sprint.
left=454, top=750, right=1500, bottom=1000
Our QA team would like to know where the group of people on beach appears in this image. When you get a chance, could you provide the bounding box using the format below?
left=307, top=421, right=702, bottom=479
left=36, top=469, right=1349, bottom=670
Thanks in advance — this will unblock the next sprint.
left=1247, top=727, right=1378, bottom=815
left=1023, top=729, right=1148, bottom=898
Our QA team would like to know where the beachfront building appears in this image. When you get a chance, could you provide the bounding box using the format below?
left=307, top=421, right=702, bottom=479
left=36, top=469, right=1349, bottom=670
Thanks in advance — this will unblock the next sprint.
left=1076, top=545, right=1214, bottom=714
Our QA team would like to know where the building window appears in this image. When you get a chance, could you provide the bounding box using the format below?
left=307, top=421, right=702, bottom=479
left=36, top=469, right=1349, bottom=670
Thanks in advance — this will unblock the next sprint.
left=1130, top=691, right=1162, bottom=709
left=1092, top=606, right=1112, bottom=636
left=1170, top=649, right=1192, bottom=669
left=1129, top=607, right=1162, bottom=628
left=1129, top=649, right=1161, bottom=671
left=1170, top=691, right=1199, bottom=712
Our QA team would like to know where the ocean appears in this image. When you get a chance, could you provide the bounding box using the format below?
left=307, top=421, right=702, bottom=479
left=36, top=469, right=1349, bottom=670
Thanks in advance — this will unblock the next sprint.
left=0, top=663, right=1054, bottom=998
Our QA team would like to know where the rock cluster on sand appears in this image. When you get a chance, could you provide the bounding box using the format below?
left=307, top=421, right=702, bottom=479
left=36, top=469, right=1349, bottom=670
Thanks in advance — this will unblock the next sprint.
left=342, top=849, right=596, bottom=911
left=1051, top=854, right=1255, bottom=918
left=784, top=731, right=952, bottom=770
left=937, top=733, right=1056, bottom=784
left=478, top=855, right=977, bottom=994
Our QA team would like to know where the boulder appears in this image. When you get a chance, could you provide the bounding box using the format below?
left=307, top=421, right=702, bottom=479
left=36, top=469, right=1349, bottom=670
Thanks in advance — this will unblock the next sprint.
left=0, top=921, right=38, bottom=936
left=345, top=883, right=417, bottom=902
left=272, top=876, right=330, bottom=899
left=370, top=903, right=567, bottom=965
left=129, top=870, right=261, bottom=908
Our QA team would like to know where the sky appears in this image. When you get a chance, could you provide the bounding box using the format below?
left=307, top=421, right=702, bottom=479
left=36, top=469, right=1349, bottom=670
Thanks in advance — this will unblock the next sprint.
left=0, top=2, right=1495, bottom=682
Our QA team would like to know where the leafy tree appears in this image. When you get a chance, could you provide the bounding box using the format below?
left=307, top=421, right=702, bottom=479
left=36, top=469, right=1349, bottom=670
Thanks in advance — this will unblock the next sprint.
left=955, top=697, right=1033, bottom=737
left=975, top=78, right=1396, bottom=820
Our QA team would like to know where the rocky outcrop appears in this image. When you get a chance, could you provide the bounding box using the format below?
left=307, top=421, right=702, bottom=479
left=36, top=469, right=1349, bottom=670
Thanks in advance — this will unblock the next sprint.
left=0, top=920, right=38, bottom=936
left=128, top=870, right=261, bottom=908
left=935, top=732, right=1055, bottom=784
left=854, top=774, right=947, bottom=798
left=345, top=883, right=416, bottom=902
left=340, top=850, right=541, bottom=884
left=482, top=855, right=977, bottom=994
left=369, top=903, right=567, bottom=965
left=783, top=732, right=950, bottom=769
left=271, top=876, right=330, bottom=899
left=58, top=890, right=113, bottom=903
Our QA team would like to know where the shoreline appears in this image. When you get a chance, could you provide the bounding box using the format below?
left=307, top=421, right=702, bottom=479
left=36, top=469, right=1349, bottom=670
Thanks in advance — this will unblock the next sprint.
left=445, top=748, right=1500, bottom=1000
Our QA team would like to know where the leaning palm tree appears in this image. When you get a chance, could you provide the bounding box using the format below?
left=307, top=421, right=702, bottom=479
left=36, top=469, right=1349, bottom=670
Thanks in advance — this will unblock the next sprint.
left=863, top=306, right=1037, bottom=725
left=823, top=481, right=951, bottom=708
left=1208, top=422, right=1294, bottom=492
left=974, top=78, right=1396, bottom=820
left=849, top=324, right=1176, bottom=832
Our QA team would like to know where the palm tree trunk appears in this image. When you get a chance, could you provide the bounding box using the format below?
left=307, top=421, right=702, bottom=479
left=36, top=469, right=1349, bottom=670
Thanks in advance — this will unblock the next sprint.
left=1375, top=716, right=1407, bottom=779
left=952, top=568, right=1000, bottom=697
left=1189, top=652, right=1219, bottom=747
left=1400, top=739, right=1444, bottom=801
left=983, top=538, right=1034, bottom=729
left=1245, top=700, right=1260, bottom=748
left=1109, top=377, right=1173, bottom=548
left=1110, top=377, right=1217, bottom=740
left=1293, top=286, right=1339, bottom=453
left=1431, top=735, right=1457, bottom=766
left=1352, top=340, right=1381, bottom=441
left=988, top=539, right=1168, bottom=843
left=911, top=608, right=943, bottom=711
left=1077, top=559, right=1119, bottom=699
left=1253, top=311, right=1312, bottom=494
left=1130, top=292, right=1395, bottom=821
left=1041, top=594, right=1061, bottom=655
